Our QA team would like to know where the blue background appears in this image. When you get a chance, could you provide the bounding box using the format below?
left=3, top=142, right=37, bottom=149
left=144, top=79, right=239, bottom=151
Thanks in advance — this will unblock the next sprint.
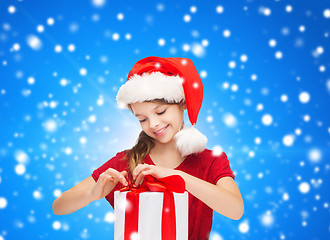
left=0, top=0, right=329, bottom=239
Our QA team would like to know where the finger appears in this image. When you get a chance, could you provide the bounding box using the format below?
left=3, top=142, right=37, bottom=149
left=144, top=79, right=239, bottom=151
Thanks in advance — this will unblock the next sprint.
left=132, top=164, right=143, bottom=180
left=120, top=171, right=129, bottom=186
left=117, top=172, right=128, bottom=186
left=100, top=170, right=116, bottom=179
left=134, top=171, right=146, bottom=186
left=106, top=168, right=128, bottom=186
left=99, top=172, right=115, bottom=183
left=120, top=170, right=128, bottom=180
left=133, top=164, right=149, bottom=180
left=104, top=168, right=118, bottom=175
left=121, top=170, right=128, bottom=178
left=143, top=169, right=153, bottom=177
left=136, top=165, right=155, bottom=185
left=136, top=168, right=154, bottom=185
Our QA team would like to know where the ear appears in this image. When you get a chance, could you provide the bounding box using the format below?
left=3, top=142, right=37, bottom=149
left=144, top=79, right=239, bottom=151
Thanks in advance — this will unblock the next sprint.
left=128, top=104, right=134, bottom=114
left=180, top=100, right=187, bottom=110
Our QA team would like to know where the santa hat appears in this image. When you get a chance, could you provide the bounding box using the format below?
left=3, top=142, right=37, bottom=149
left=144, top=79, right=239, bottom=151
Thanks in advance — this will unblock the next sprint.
left=116, top=56, right=207, bottom=156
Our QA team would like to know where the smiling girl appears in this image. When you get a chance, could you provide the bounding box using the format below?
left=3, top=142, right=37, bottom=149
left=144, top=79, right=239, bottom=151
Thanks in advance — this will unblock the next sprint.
left=52, top=56, right=244, bottom=239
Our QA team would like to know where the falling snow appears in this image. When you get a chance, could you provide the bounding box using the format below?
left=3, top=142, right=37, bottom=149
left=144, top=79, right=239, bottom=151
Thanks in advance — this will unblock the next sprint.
left=1, top=1, right=329, bottom=240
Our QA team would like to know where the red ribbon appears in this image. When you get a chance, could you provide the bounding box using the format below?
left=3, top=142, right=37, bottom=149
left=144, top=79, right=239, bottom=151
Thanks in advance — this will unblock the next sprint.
left=119, top=175, right=186, bottom=240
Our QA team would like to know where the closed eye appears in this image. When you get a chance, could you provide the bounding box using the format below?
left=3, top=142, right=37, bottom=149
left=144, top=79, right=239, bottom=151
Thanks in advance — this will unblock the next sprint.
left=138, top=109, right=166, bottom=122
left=157, top=109, right=166, bottom=115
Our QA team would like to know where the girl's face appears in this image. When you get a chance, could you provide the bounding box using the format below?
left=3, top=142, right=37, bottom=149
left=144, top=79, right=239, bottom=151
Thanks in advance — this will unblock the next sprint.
left=130, top=101, right=186, bottom=144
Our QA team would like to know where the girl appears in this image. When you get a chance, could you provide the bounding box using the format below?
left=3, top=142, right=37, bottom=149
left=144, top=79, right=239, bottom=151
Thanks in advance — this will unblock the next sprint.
left=52, top=56, right=244, bottom=239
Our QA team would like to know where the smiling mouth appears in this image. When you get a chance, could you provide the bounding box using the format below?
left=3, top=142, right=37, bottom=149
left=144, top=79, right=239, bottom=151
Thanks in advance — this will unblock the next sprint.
left=154, top=125, right=169, bottom=135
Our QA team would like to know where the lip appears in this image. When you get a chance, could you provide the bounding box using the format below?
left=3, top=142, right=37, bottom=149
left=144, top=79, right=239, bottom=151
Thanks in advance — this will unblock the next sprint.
left=154, top=125, right=169, bottom=136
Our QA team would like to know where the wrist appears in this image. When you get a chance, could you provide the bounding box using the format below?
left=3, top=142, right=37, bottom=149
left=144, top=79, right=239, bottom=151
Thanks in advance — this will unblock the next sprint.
left=173, top=170, right=186, bottom=181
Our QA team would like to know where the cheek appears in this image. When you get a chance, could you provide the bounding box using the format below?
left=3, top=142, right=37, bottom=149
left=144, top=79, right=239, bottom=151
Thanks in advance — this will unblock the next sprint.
left=170, top=111, right=184, bottom=126
left=139, top=123, right=148, bottom=131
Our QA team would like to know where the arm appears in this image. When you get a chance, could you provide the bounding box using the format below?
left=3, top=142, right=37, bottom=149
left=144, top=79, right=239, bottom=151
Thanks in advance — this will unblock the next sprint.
left=52, top=176, right=96, bottom=215
left=175, top=171, right=244, bottom=220
left=52, top=169, right=128, bottom=215
left=133, top=164, right=244, bottom=220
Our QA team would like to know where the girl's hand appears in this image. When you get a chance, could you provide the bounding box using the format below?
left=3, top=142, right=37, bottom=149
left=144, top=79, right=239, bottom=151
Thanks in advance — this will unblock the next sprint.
left=90, top=168, right=128, bottom=201
left=132, top=164, right=176, bottom=186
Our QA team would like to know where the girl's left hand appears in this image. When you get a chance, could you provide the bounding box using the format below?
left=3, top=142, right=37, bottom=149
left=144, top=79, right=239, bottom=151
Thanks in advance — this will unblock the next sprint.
left=132, top=164, right=176, bottom=186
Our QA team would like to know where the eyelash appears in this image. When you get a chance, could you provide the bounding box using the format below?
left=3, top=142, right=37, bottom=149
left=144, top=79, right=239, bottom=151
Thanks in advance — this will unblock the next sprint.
left=157, top=109, right=166, bottom=115
left=139, top=109, right=166, bottom=123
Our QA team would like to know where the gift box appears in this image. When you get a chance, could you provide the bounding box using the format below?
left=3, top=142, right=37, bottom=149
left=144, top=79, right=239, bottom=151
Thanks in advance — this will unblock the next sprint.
left=114, top=175, right=188, bottom=240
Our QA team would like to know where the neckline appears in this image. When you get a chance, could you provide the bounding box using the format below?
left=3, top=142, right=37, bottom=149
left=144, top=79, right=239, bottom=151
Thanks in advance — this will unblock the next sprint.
left=146, top=153, right=189, bottom=170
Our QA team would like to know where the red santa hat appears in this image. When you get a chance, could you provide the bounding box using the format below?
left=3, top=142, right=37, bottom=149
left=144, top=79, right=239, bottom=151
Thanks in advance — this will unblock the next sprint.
left=116, top=56, right=207, bottom=156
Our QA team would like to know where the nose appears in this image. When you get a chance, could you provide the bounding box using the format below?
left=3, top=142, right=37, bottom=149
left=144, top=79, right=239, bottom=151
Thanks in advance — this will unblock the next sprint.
left=149, top=117, right=159, bottom=130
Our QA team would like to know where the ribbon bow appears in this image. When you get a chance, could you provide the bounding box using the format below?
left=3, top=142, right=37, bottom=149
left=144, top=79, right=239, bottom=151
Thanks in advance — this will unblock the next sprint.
left=119, top=175, right=186, bottom=240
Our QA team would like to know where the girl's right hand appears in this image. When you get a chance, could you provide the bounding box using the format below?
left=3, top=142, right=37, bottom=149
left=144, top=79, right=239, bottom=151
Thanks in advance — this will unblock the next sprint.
left=90, top=168, right=128, bottom=201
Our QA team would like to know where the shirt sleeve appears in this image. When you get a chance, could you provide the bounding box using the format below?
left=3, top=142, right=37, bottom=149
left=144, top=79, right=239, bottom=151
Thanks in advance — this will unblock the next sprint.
left=209, top=151, right=235, bottom=185
left=91, top=151, right=127, bottom=182
left=90, top=151, right=128, bottom=208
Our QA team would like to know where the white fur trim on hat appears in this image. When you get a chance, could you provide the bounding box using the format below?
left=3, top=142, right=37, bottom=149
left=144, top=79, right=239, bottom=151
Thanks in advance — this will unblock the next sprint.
left=116, top=72, right=185, bottom=108
left=174, top=125, right=208, bottom=157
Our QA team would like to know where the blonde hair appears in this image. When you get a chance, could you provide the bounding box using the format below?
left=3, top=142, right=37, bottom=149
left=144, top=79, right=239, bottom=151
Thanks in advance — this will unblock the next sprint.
left=125, top=99, right=184, bottom=178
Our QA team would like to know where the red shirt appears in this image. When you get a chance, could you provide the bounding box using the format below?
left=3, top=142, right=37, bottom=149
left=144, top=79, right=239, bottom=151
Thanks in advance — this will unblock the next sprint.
left=91, top=149, right=235, bottom=240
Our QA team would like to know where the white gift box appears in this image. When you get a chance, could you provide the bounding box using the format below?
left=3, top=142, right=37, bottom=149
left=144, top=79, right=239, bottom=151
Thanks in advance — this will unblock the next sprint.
left=114, top=191, right=188, bottom=240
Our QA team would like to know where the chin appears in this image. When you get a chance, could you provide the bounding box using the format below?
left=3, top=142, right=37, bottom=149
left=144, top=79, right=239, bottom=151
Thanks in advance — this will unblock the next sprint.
left=153, top=133, right=175, bottom=145
left=157, top=133, right=178, bottom=145
left=158, top=138, right=174, bottom=145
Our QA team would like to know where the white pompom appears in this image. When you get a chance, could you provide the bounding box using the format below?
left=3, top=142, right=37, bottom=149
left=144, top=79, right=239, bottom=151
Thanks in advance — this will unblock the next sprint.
left=174, top=125, right=208, bottom=157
